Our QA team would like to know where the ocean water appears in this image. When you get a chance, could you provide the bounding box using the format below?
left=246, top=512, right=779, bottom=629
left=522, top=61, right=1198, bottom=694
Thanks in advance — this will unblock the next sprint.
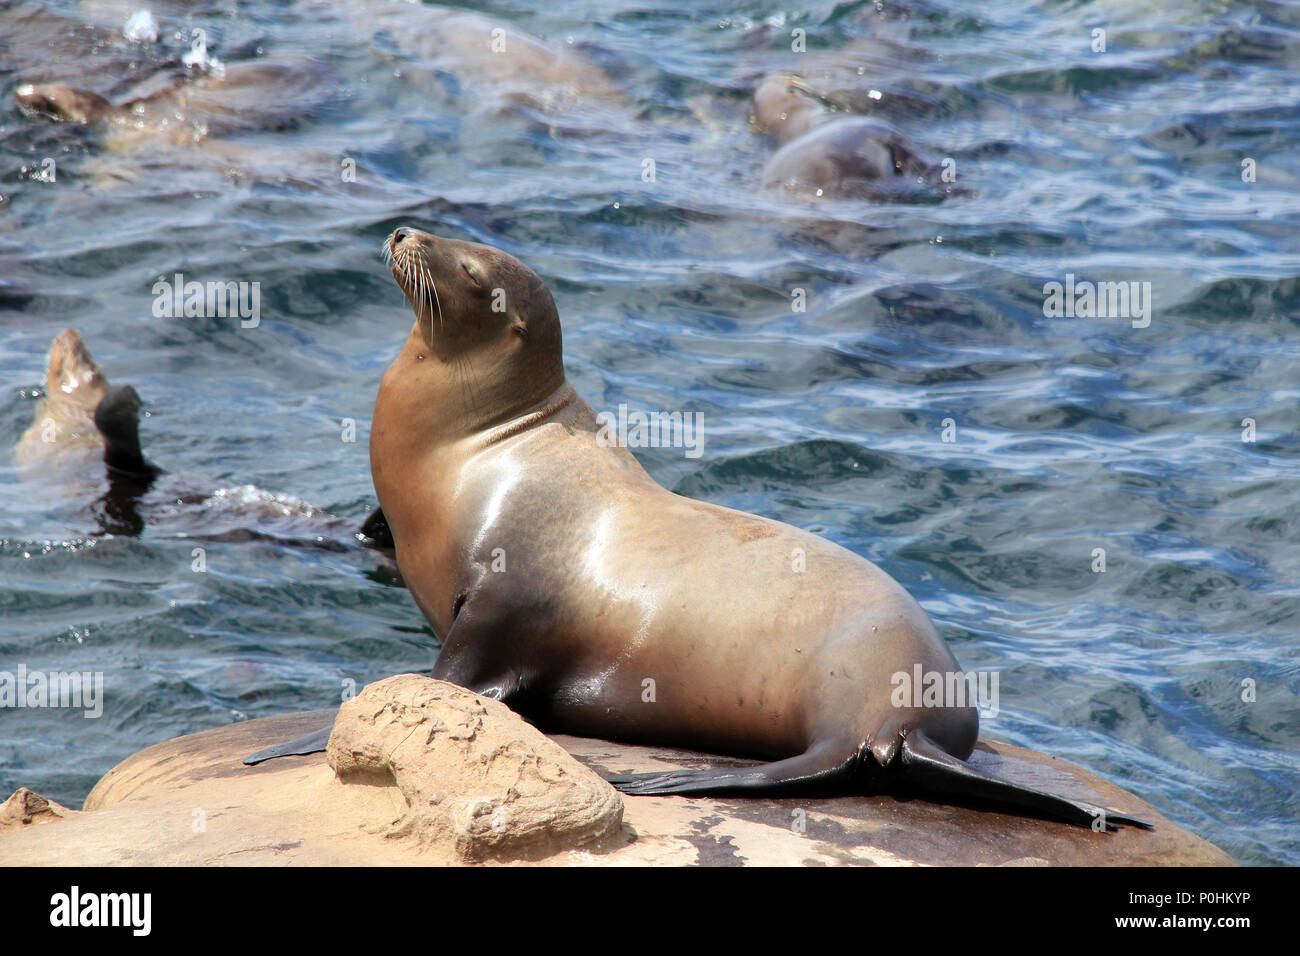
left=1, top=0, right=1297, bottom=865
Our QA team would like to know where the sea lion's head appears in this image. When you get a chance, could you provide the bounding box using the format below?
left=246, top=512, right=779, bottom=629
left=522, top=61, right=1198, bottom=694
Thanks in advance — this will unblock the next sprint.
left=379, top=227, right=566, bottom=440
left=45, top=329, right=106, bottom=410
left=15, top=83, right=117, bottom=124
left=753, top=74, right=820, bottom=144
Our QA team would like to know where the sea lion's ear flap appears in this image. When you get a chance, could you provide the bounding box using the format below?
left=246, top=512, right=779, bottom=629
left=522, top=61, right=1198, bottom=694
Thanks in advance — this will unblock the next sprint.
left=460, top=259, right=486, bottom=288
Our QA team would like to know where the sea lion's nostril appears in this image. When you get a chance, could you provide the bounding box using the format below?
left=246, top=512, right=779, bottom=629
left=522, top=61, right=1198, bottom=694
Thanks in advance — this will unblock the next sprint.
left=392, top=228, right=409, bottom=245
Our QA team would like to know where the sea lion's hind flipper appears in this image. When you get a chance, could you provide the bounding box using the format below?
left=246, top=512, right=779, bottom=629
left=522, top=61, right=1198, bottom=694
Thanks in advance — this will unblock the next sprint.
left=605, top=745, right=855, bottom=796
left=243, top=726, right=332, bottom=765
left=899, top=730, right=1152, bottom=831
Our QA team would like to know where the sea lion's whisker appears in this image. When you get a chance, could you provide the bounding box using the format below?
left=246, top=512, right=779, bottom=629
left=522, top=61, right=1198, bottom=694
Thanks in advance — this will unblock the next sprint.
left=431, top=276, right=445, bottom=334
left=415, top=259, right=443, bottom=333
left=418, top=268, right=429, bottom=326
left=402, top=252, right=423, bottom=324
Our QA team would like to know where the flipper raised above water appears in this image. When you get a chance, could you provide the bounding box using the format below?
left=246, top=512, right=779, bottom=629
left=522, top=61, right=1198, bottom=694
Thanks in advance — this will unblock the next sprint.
left=93, top=384, right=163, bottom=481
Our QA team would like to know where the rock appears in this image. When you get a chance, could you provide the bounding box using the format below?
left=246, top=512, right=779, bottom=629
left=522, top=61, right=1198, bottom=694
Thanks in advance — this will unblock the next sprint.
left=326, top=675, right=623, bottom=862
left=0, top=695, right=1236, bottom=866
left=557, top=735, right=1236, bottom=867
left=0, top=788, right=76, bottom=832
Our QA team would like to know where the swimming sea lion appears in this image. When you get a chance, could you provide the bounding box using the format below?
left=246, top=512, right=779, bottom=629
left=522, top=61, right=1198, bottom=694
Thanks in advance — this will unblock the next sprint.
left=753, top=74, right=947, bottom=199
left=329, top=0, right=628, bottom=132
left=14, top=55, right=335, bottom=146
left=14, top=329, right=110, bottom=471
left=14, top=330, right=389, bottom=545
left=13, top=331, right=161, bottom=533
left=247, top=228, right=1148, bottom=831
left=13, top=84, right=120, bottom=124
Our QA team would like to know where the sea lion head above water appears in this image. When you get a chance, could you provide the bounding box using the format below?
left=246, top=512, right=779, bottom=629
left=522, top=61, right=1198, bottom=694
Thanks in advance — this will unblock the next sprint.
left=380, top=227, right=566, bottom=443
left=14, top=56, right=335, bottom=149
left=752, top=73, right=958, bottom=200
left=752, top=74, right=822, bottom=145
left=14, top=83, right=119, bottom=124
left=43, top=328, right=108, bottom=406
left=14, top=328, right=108, bottom=468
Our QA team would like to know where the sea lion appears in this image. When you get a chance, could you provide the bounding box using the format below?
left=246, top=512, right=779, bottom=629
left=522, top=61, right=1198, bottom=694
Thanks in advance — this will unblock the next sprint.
left=14, top=331, right=163, bottom=483
left=14, top=55, right=336, bottom=146
left=247, top=228, right=1148, bottom=831
left=13, top=53, right=352, bottom=189
left=330, top=0, right=628, bottom=132
left=13, top=330, right=390, bottom=546
left=12, top=330, right=160, bottom=534
left=14, top=329, right=110, bottom=471
left=13, top=84, right=118, bottom=124
left=753, top=74, right=948, bottom=199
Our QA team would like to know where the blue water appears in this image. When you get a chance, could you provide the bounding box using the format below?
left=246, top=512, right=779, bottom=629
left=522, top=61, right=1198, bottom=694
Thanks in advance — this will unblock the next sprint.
left=1, top=0, right=1297, bottom=865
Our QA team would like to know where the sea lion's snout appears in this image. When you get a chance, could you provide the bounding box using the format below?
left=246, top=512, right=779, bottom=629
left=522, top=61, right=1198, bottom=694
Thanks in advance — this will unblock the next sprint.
left=47, top=328, right=104, bottom=398
left=384, top=226, right=437, bottom=269
left=15, top=84, right=53, bottom=118
left=384, top=226, right=441, bottom=330
left=14, top=83, right=114, bottom=124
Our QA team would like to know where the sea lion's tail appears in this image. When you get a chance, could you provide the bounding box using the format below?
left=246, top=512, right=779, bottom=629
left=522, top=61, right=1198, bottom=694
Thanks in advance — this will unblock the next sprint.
left=899, top=730, right=1152, bottom=831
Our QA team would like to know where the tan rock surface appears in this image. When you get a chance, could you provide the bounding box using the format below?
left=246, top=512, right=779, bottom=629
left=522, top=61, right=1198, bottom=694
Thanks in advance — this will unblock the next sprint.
left=2, top=689, right=1235, bottom=866
left=326, top=675, right=623, bottom=861
left=0, top=788, right=77, bottom=833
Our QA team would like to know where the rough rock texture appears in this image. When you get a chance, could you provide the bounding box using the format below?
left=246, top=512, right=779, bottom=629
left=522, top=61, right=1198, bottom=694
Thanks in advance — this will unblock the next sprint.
left=326, top=675, right=623, bottom=861
left=0, top=787, right=77, bottom=832
left=1, top=703, right=1237, bottom=866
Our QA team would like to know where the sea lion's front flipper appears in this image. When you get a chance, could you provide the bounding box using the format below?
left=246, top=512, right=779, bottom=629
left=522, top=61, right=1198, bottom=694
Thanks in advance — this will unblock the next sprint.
left=606, top=744, right=856, bottom=796
left=94, top=385, right=162, bottom=481
left=243, top=726, right=332, bottom=765
left=359, top=506, right=393, bottom=548
left=899, top=730, right=1152, bottom=831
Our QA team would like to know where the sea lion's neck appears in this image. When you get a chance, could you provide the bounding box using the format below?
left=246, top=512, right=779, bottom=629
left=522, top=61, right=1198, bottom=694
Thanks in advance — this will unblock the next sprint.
left=776, top=99, right=822, bottom=145
left=471, top=382, right=577, bottom=451
left=370, top=327, right=570, bottom=565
